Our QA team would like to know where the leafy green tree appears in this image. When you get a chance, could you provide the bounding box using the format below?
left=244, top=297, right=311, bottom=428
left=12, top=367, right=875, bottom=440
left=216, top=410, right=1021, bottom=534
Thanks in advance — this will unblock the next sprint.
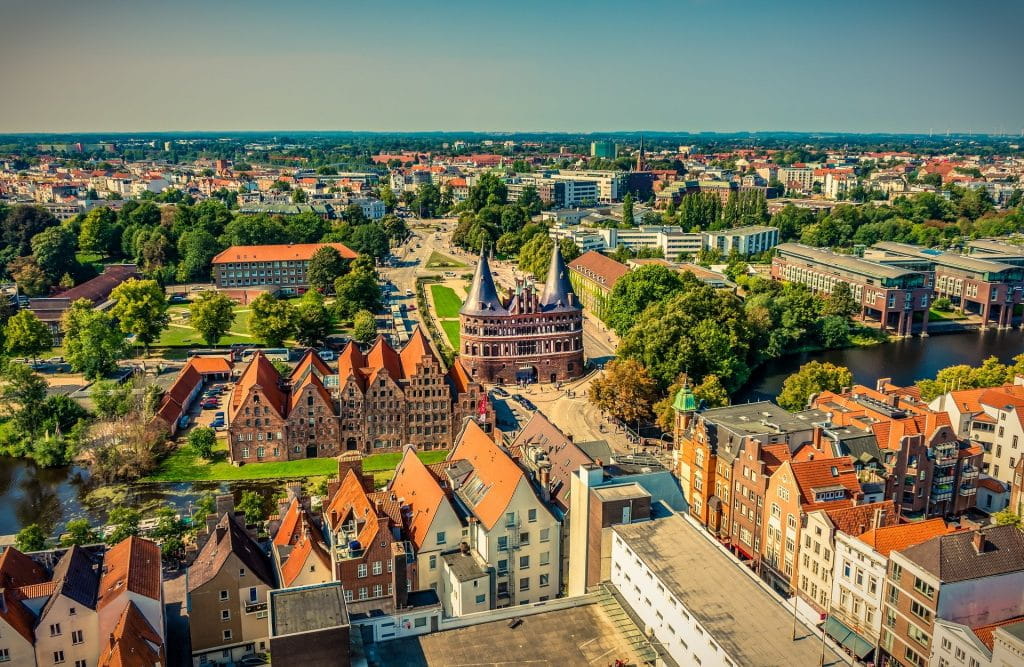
left=63, top=299, right=129, bottom=379
left=61, top=518, right=99, bottom=546
left=176, top=229, right=222, bottom=283
left=1, top=205, right=59, bottom=260
left=821, top=316, right=851, bottom=348
left=693, top=374, right=729, bottom=409
left=190, top=291, right=236, bottom=346
left=307, top=246, right=348, bottom=293
left=621, top=193, right=635, bottom=227
left=8, top=256, right=51, bottom=296
left=992, top=509, right=1021, bottom=527
left=249, top=294, right=297, bottom=347
left=110, top=278, right=170, bottom=352
left=105, top=507, right=141, bottom=544
left=349, top=224, right=389, bottom=259
left=352, top=310, right=377, bottom=344
left=189, top=426, right=217, bottom=460
left=15, top=524, right=47, bottom=552
left=605, top=265, right=688, bottom=335
left=78, top=206, right=120, bottom=256
left=31, top=225, right=78, bottom=280
left=824, top=282, right=858, bottom=319
left=517, top=234, right=580, bottom=280
left=589, top=359, right=659, bottom=424
left=333, top=267, right=382, bottom=320
left=238, top=490, right=270, bottom=525
left=92, top=380, right=134, bottom=418
left=4, top=309, right=52, bottom=361
left=379, top=184, right=398, bottom=212
left=294, top=289, right=332, bottom=347
left=0, top=363, right=47, bottom=436
left=917, top=355, right=1023, bottom=401
left=517, top=185, right=544, bottom=216
left=777, top=361, right=853, bottom=411
left=222, top=214, right=287, bottom=246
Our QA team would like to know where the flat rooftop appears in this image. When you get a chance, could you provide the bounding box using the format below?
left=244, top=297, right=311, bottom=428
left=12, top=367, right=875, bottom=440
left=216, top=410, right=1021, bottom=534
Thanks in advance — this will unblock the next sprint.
left=614, top=514, right=845, bottom=665
left=699, top=401, right=828, bottom=436
left=593, top=482, right=651, bottom=503
left=776, top=242, right=919, bottom=280
left=441, top=551, right=488, bottom=582
left=365, top=602, right=648, bottom=667
left=269, top=582, right=349, bottom=637
left=872, top=241, right=1018, bottom=275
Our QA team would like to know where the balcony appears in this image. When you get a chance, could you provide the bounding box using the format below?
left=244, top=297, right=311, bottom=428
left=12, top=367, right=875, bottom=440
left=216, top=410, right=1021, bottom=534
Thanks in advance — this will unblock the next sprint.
left=245, top=601, right=268, bottom=615
left=959, top=485, right=978, bottom=497
left=961, top=467, right=979, bottom=480
left=932, top=472, right=955, bottom=485
left=933, top=444, right=958, bottom=464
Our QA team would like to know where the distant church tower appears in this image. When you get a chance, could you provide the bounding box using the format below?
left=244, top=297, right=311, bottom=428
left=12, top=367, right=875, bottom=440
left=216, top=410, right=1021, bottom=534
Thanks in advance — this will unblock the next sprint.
left=458, top=246, right=584, bottom=385
left=635, top=135, right=646, bottom=171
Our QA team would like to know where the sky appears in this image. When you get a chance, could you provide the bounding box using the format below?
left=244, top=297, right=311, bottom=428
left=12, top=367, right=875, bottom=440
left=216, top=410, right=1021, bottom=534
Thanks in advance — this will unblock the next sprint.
left=1, top=0, right=1022, bottom=135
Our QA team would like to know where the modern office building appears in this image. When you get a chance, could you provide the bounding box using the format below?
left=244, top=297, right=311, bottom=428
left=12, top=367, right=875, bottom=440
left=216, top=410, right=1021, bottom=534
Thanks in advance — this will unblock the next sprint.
left=589, top=140, right=617, bottom=159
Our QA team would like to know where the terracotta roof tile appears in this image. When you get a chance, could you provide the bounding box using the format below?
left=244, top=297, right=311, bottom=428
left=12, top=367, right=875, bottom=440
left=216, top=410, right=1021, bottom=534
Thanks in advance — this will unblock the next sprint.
left=972, top=615, right=1024, bottom=651
left=388, top=449, right=449, bottom=548
left=399, top=326, right=439, bottom=378
left=823, top=500, right=898, bottom=537
left=188, top=514, right=275, bottom=591
left=98, top=600, right=164, bottom=667
left=278, top=532, right=331, bottom=587
left=98, top=536, right=162, bottom=610
left=183, top=356, right=232, bottom=375
left=365, top=335, right=403, bottom=382
left=212, top=243, right=357, bottom=264
left=229, top=352, right=286, bottom=421
left=789, top=456, right=862, bottom=508
left=448, top=421, right=526, bottom=530
left=858, top=518, right=956, bottom=556
left=568, top=251, right=629, bottom=290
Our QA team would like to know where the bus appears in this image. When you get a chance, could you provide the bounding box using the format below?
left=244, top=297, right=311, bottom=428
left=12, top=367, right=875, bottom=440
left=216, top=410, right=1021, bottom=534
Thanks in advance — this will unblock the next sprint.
left=241, top=348, right=290, bottom=362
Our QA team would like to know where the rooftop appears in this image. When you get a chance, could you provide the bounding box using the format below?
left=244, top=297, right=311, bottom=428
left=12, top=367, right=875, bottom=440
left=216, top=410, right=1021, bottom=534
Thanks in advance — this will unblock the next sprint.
left=776, top=242, right=921, bottom=281
left=897, top=524, right=1024, bottom=583
left=698, top=401, right=827, bottom=437
left=269, top=582, right=349, bottom=637
left=441, top=551, right=488, bottom=583
left=613, top=514, right=844, bottom=665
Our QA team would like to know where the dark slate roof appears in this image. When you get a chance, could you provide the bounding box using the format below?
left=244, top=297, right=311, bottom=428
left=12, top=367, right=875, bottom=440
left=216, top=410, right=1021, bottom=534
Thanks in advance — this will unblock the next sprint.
left=188, top=513, right=276, bottom=591
left=42, top=545, right=101, bottom=617
left=539, top=245, right=579, bottom=312
left=898, top=524, right=1024, bottom=583
left=460, top=251, right=508, bottom=317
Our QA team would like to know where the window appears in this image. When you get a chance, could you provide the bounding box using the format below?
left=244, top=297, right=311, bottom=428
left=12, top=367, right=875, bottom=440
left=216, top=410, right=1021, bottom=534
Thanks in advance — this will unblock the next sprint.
left=520, top=555, right=530, bottom=569
left=910, top=599, right=932, bottom=622
left=528, top=509, right=537, bottom=522
left=429, top=555, right=437, bottom=570
left=498, top=536, right=508, bottom=551
left=219, top=590, right=229, bottom=601
left=908, top=623, right=930, bottom=646
left=373, top=584, right=383, bottom=597
left=344, top=589, right=353, bottom=602
left=520, top=531, right=530, bottom=545
left=373, top=561, right=382, bottom=575
left=505, top=512, right=516, bottom=527
left=540, top=573, right=550, bottom=586
left=540, top=551, right=550, bottom=566
left=843, top=561, right=851, bottom=578
left=69, top=607, right=76, bottom=616
left=904, top=646, right=924, bottom=666
left=359, top=587, right=368, bottom=600
left=248, top=587, right=258, bottom=603
left=476, top=594, right=486, bottom=604
left=913, top=577, right=935, bottom=599
left=540, top=528, right=550, bottom=542
left=50, top=623, right=61, bottom=636
left=770, top=503, right=780, bottom=518
left=53, top=652, right=65, bottom=665
left=498, top=559, right=508, bottom=575
left=0, top=650, right=9, bottom=663
left=519, top=577, right=530, bottom=591
left=223, top=630, right=232, bottom=641
left=221, top=609, right=230, bottom=620
left=436, top=531, right=446, bottom=545
left=71, top=629, right=83, bottom=645
left=890, top=562, right=902, bottom=582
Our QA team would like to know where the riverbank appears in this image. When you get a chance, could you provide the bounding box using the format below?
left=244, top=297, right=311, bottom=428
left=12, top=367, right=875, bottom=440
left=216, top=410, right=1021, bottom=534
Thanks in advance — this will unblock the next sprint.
left=139, top=442, right=448, bottom=485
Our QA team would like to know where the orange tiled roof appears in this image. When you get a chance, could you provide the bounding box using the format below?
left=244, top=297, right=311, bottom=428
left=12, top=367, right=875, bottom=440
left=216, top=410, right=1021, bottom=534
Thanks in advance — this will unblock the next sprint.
left=0, top=546, right=48, bottom=587
left=399, top=327, right=435, bottom=378
left=447, top=421, right=525, bottom=530
left=972, top=615, right=1024, bottom=651
left=97, top=600, right=164, bottom=667
left=279, top=532, right=331, bottom=587
left=977, top=477, right=1007, bottom=493
left=288, top=371, right=333, bottom=413
left=229, top=352, right=286, bottom=421
left=365, top=335, right=403, bottom=383
left=211, top=242, right=357, bottom=264
left=857, top=517, right=955, bottom=556
left=290, top=349, right=332, bottom=383
left=388, top=449, right=449, bottom=548
left=447, top=359, right=473, bottom=393
left=97, top=536, right=162, bottom=610
left=824, top=501, right=898, bottom=537
left=273, top=498, right=303, bottom=547
left=184, top=356, right=232, bottom=375
left=789, top=456, right=862, bottom=509
left=336, top=341, right=368, bottom=390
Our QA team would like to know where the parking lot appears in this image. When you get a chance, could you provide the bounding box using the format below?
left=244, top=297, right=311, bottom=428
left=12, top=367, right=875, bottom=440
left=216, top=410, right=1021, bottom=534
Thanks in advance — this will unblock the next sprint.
left=185, top=378, right=233, bottom=432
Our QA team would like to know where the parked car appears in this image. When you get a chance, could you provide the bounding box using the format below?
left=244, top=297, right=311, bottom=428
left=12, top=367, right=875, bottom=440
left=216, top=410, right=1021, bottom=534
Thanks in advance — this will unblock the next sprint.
left=512, top=394, right=536, bottom=411
left=491, top=387, right=510, bottom=398
left=210, top=415, right=225, bottom=429
left=317, top=349, right=336, bottom=361
left=201, top=398, right=219, bottom=409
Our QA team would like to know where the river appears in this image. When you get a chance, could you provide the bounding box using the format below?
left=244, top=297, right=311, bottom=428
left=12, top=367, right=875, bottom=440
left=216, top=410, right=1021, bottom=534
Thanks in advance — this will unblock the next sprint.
left=1, top=329, right=1021, bottom=537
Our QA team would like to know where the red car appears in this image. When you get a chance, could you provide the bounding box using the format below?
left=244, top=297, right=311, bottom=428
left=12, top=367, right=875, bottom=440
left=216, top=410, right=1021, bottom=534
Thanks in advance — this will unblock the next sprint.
left=201, top=398, right=220, bottom=409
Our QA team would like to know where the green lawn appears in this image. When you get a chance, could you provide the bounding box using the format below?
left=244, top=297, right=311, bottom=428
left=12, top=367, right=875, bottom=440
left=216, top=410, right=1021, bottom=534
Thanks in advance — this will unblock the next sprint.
left=425, top=251, right=467, bottom=269
left=441, top=320, right=460, bottom=349
left=141, top=440, right=449, bottom=483
left=430, top=285, right=463, bottom=318
left=928, top=307, right=967, bottom=322
left=157, top=304, right=255, bottom=347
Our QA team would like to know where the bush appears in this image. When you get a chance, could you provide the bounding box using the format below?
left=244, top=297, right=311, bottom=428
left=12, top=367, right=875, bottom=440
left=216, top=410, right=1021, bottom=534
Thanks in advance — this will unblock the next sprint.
left=933, top=296, right=953, bottom=312
left=189, top=427, right=217, bottom=459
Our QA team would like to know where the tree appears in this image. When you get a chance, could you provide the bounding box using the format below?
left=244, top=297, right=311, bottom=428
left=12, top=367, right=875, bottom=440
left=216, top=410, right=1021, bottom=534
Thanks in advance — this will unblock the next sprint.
left=517, top=185, right=543, bottom=216
left=465, top=173, right=507, bottom=213
left=78, top=206, right=119, bottom=256
left=190, top=291, right=236, bottom=346
left=307, top=246, right=348, bottom=293
left=291, top=188, right=308, bottom=203
left=61, top=518, right=99, bottom=546
left=105, top=507, right=141, bottom=544
left=176, top=229, right=223, bottom=283
left=110, top=278, right=170, bottom=352
left=92, top=380, right=134, bottom=418
left=334, top=267, right=382, bottom=320
left=222, top=214, right=287, bottom=246
left=8, top=256, right=51, bottom=296
left=821, top=316, right=851, bottom=348
left=605, top=265, right=687, bottom=335
left=590, top=359, right=660, bottom=424
left=15, top=524, right=46, bottom=552
left=249, top=293, right=296, bottom=347
left=693, top=374, right=729, bottom=408
left=63, top=299, right=129, bottom=379
left=0, top=363, right=47, bottom=436
left=352, top=310, right=377, bottom=344
left=1, top=205, right=59, bottom=262
left=824, top=281, right=858, bottom=319
left=30, top=225, right=78, bottom=280
left=992, top=509, right=1021, bottom=527
left=621, top=192, right=635, bottom=227
left=238, top=490, right=269, bottom=525
left=189, top=426, right=217, bottom=460
left=4, top=309, right=52, bottom=361
left=517, top=234, right=580, bottom=280
left=349, top=224, right=389, bottom=259
left=294, top=289, right=332, bottom=346
left=777, top=361, right=853, bottom=411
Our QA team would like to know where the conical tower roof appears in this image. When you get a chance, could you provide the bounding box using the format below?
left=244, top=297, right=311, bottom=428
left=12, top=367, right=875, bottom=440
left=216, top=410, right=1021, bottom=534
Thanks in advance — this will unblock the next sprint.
left=460, top=249, right=508, bottom=317
left=539, top=243, right=578, bottom=312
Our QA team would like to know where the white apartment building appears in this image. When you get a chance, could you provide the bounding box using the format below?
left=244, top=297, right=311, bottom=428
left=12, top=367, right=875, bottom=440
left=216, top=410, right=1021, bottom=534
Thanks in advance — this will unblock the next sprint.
left=349, top=197, right=385, bottom=220
left=551, top=170, right=624, bottom=203
left=930, top=617, right=1024, bottom=667
left=610, top=514, right=843, bottom=666
left=702, top=225, right=780, bottom=255
left=777, top=166, right=815, bottom=192
left=825, top=171, right=858, bottom=200
left=929, top=381, right=1024, bottom=483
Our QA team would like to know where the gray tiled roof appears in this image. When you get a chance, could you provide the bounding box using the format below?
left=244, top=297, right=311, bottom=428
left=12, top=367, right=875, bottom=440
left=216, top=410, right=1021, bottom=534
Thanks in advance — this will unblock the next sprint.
left=898, top=524, right=1024, bottom=583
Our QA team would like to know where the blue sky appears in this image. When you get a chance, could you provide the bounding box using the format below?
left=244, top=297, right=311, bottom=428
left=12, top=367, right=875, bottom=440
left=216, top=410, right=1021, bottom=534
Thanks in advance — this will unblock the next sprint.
left=1, top=0, right=1022, bottom=134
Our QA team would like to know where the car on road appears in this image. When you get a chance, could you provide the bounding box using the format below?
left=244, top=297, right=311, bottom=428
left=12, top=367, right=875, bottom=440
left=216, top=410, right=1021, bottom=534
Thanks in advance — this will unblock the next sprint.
left=511, top=394, right=537, bottom=411
left=491, top=387, right=509, bottom=398
left=407, top=305, right=416, bottom=311
left=405, top=289, right=413, bottom=297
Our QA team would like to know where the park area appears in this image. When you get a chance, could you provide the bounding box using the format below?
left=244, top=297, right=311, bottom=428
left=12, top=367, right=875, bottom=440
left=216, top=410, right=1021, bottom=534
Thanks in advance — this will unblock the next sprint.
left=142, top=437, right=448, bottom=487
left=425, top=251, right=467, bottom=270
left=429, top=284, right=464, bottom=348
left=157, top=304, right=255, bottom=347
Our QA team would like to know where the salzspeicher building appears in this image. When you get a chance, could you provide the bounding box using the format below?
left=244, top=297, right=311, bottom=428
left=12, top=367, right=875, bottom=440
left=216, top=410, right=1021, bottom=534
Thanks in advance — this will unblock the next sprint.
left=226, top=329, right=490, bottom=461
left=459, top=247, right=584, bottom=384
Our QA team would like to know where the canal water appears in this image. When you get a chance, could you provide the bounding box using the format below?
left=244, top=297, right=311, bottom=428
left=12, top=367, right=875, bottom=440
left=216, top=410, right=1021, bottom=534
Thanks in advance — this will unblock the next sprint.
left=1, top=329, right=1021, bottom=537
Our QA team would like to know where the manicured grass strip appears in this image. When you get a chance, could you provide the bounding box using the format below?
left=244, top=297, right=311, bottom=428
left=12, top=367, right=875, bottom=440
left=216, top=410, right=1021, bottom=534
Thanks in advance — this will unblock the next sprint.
left=430, top=284, right=463, bottom=318
left=140, top=441, right=448, bottom=483
left=425, top=251, right=467, bottom=269
left=441, top=320, right=460, bottom=349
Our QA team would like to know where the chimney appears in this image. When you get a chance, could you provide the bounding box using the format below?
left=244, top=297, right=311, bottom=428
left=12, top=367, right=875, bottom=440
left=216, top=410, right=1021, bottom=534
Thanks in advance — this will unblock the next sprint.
left=972, top=530, right=985, bottom=553
left=205, top=515, right=219, bottom=538
left=538, top=463, right=552, bottom=502
left=337, top=452, right=367, bottom=489
left=876, top=378, right=892, bottom=393
left=215, top=493, right=234, bottom=518
left=215, top=523, right=227, bottom=541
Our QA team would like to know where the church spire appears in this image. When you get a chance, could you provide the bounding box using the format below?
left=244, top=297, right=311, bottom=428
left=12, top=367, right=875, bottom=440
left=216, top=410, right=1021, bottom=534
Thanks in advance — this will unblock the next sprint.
left=539, top=243, right=577, bottom=312
left=460, top=247, right=508, bottom=317
left=636, top=135, right=646, bottom=171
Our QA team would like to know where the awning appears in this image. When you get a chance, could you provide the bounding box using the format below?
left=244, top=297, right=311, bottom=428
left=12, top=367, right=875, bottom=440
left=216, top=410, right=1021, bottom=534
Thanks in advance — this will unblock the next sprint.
left=823, top=616, right=874, bottom=659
